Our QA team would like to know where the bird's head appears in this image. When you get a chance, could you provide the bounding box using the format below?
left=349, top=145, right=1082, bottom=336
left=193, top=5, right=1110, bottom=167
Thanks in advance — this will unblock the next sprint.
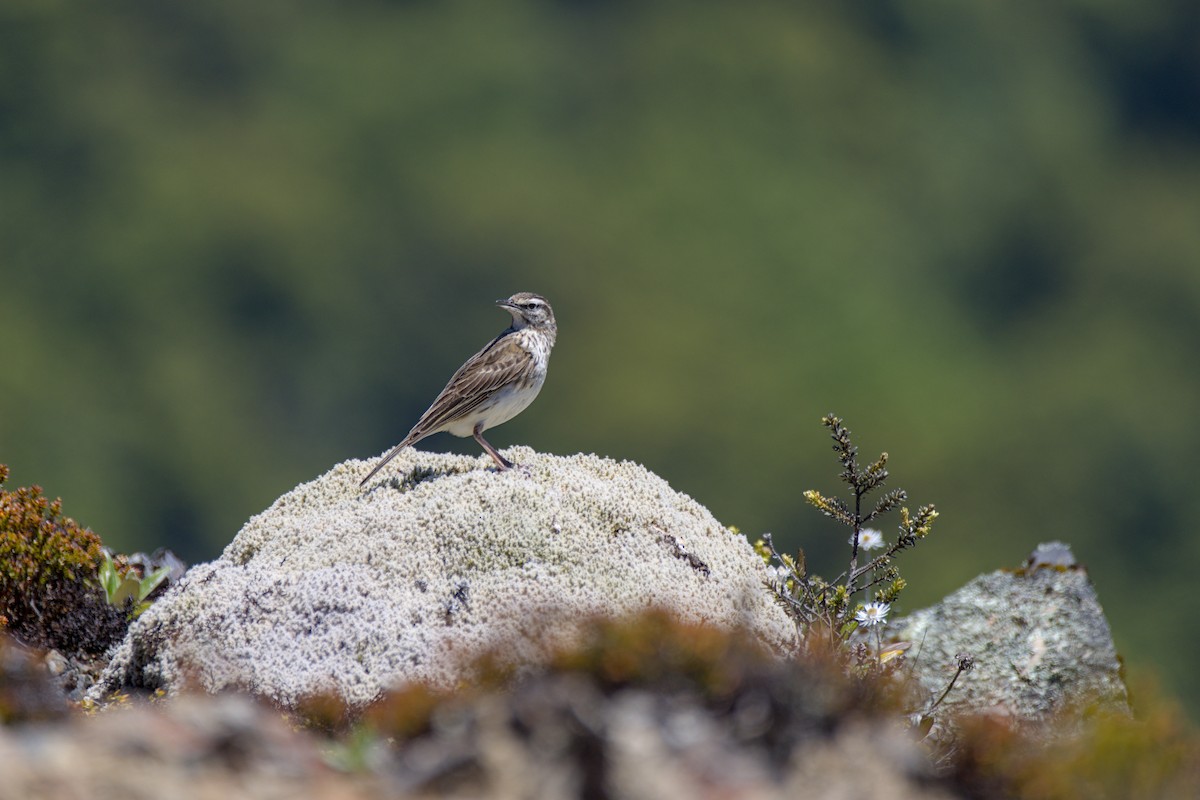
left=497, top=292, right=555, bottom=330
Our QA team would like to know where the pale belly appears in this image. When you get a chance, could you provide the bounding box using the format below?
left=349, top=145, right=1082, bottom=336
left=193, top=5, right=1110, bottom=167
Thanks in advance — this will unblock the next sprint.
left=442, top=373, right=546, bottom=437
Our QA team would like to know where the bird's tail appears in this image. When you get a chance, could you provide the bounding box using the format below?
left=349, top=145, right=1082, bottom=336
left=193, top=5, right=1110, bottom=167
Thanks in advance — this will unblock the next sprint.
left=358, top=436, right=414, bottom=487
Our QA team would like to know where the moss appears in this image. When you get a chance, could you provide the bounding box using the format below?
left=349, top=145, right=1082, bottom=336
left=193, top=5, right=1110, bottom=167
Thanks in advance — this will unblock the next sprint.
left=102, top=449, right=793, bottom=707
left=363, top=683, right=447, bottom=739
left=0, top=465, right=128, bottom=656
left=543, top=609, right=777, bottom=697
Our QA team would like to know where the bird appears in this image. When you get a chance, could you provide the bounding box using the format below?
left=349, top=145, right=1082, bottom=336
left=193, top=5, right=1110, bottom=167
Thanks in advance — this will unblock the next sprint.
left=360, top=292, right=557, bottom=486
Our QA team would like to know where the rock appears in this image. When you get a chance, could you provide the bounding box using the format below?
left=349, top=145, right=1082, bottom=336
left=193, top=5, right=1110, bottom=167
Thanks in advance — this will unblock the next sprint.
left=123, top=547, right=189, bottom=592
left=94, top=448, right=795, bottom=707
left=0, top=693, right=379, bottom=800
left=891, top=541, right=1128, bottom=727
left=0, top=635, right=70, bottom=723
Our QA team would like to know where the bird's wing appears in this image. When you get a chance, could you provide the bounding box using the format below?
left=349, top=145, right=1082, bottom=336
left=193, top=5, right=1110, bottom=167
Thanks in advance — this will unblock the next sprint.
left=401, top=331, right=530, bottom=444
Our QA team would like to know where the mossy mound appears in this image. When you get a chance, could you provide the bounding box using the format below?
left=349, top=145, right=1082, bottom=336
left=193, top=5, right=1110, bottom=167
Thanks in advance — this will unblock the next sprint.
left=96, top=448, right=795, bottom=707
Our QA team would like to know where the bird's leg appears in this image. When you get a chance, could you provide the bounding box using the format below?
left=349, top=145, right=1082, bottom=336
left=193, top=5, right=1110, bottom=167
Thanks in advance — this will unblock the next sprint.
left=474, top=423, right=514, bottom=470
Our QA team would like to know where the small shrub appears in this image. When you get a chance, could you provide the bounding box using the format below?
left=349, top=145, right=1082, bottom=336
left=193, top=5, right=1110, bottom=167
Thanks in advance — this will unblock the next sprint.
left=756, top=415, right=937, bottom=657
left=0, top=465, right=128, bottom=655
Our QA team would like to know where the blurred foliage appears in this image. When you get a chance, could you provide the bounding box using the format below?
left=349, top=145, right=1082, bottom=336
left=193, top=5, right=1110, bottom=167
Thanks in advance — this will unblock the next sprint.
left=298, top=611, right=1200, bottom=797
left=945, top=674, right=1200, bottom=799
left=2, top=0, right=1199, bottom=712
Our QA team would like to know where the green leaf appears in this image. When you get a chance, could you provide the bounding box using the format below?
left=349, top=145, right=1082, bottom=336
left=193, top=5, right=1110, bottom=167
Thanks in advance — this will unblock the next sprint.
left=138, top=566, right=171, bottom=602
left=98, top=552, right=121, bottom=598
left=109, top=575, right=143, bottom=605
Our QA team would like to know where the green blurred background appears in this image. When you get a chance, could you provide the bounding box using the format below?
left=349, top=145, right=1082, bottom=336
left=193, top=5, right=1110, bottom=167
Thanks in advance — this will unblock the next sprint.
left=3, top=1, right=1199, bottom=713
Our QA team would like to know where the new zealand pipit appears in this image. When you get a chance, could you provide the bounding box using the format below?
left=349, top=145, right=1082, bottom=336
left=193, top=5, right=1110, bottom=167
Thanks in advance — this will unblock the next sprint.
left=360, top=293, right=557, bottom=486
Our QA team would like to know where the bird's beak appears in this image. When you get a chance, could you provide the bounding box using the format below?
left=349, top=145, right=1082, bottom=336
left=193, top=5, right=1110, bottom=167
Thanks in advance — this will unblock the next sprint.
left=496, top=298, right=516, bottom=310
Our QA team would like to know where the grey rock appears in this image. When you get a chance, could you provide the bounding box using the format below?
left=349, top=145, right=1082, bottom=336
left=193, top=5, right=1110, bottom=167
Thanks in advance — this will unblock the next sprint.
left=893, top=541, right=1128, bottom=726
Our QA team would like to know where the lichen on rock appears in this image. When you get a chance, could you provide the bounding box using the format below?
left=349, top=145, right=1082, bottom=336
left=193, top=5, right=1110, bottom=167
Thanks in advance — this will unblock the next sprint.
left=892, top=541, right=1128, bottom=727
left=95, top=448, right=795, bottom=707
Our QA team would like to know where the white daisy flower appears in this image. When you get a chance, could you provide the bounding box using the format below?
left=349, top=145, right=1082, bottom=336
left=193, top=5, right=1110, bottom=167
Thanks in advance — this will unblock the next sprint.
left=855, top=601, right=891, bottom=627
left=851, top=528, right=885, bottom=551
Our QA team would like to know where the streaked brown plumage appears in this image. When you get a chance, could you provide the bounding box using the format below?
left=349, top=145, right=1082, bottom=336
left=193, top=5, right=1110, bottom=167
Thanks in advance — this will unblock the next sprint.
left=360, top=293, right=556, bottom=486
